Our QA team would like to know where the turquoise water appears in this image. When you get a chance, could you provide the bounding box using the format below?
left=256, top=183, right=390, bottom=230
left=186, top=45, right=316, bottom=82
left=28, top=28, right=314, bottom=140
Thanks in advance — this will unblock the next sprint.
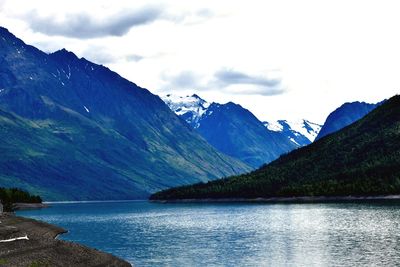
left=17, top=201, right=400, bottom=266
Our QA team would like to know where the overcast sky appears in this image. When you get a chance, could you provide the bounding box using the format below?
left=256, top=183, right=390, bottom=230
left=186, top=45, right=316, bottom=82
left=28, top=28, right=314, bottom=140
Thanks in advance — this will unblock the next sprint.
left=1, top=0, right=399, bottom=123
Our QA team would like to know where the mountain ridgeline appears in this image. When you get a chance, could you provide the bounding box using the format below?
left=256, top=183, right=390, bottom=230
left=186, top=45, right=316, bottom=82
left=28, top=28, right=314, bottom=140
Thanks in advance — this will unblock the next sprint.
left=163, top=94, right=320, bottom=168
left=263, top=119, right=321, bottom=146
left=315, top=101, right=382, bottom=140
left=0, top=27, right=250, bottom=200
left=151, top=95, right=400, bottom=200
left=194, top=101, right=299, bottom=168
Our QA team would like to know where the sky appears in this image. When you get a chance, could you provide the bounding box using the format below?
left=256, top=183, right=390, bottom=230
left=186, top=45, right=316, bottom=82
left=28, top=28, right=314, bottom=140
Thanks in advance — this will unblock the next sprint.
left=0, top=0, right=399, bottom=124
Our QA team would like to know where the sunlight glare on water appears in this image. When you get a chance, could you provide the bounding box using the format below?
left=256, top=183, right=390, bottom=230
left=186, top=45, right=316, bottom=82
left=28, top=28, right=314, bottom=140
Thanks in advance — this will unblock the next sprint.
left=17, top=201, right=400, bottom=267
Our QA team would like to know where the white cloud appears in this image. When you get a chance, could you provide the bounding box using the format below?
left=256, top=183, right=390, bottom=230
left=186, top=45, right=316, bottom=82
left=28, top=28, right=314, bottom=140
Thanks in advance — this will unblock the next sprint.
left=0, top=0, right=399, bottom=123
left=212, top=68, right=285, bottom=96
left=24, top=6, right=165, bottom=39
left=161, top=68, right=286, bottom=96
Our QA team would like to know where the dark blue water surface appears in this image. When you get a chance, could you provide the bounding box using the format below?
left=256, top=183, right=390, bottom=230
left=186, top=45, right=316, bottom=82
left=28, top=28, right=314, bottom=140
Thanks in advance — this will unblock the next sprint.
left=17, top=201, right=400, bottom=266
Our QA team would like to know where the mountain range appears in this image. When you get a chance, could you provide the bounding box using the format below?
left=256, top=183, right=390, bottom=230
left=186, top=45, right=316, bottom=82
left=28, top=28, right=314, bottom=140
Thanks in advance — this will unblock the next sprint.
left=163, top=94, right=321, bottom=168
left=0, top=27, right=250, bottom=200
left=151, top=94, right=400, bottom=200
left=0, top=26, right=389, bottom=201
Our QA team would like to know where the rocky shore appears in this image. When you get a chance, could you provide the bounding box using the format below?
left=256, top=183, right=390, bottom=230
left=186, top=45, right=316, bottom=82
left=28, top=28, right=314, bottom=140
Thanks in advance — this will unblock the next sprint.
left=0, top=213, right=131, bottom=267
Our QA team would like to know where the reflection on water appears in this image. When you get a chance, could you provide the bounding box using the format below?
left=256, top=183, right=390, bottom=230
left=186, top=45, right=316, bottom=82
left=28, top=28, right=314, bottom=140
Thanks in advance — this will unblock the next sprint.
left=18, top=201, right=400, bottom=266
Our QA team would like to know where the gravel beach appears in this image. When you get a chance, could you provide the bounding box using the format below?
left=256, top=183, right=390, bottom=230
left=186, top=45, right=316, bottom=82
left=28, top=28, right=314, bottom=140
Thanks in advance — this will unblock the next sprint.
left=0, top=213, right=131, bottom=267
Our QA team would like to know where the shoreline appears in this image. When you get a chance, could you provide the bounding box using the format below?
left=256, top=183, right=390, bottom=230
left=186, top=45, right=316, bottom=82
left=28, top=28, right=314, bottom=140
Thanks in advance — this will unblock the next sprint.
left=151, top=195, right=400, bottom=204
left=13, top=202, right=49, bottom=210
left=0, top=213, right=131, bottom=266
left=44, top=199, right=146, bottom=204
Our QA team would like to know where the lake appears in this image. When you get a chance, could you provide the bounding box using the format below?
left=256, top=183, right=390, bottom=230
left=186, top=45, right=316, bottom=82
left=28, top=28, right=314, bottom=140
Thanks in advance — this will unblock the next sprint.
left=17, top=201, right=400, bottom=266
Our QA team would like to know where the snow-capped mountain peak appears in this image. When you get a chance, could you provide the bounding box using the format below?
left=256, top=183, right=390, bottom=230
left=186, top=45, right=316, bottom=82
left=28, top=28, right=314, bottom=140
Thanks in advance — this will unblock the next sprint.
left=163, top=93, right=323, bottom=167
left=301, top=120, right=323, bottom=141
left=162, top=94, right=210, bottom=128
left=283, top=119, right=321, bottom=142
left=263, top=119, right=322, bottom=145
left=163, top=93, right=322, bottom=151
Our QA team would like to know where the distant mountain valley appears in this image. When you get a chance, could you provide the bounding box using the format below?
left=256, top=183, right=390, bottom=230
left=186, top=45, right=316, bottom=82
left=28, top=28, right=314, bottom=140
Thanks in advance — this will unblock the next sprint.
left=163, top=94, right=321, bottom=167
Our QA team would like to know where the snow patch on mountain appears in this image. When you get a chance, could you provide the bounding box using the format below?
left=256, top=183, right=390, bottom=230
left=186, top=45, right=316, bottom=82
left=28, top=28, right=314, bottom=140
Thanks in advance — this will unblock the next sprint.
left=263, top=119, right=322, bottom=144
left=289, top=137, right=300, bottom=146
left=285, top=120, right=321, bottom=142
left=162, top=94, right=210, bottom=128
left=265, top=121, right=284, bottom=132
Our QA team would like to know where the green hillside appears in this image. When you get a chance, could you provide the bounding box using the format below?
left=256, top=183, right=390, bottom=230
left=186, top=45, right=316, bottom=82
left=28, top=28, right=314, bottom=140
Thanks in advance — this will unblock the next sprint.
left=0, top=27, right=250, bottom=200
left=151, top=95, right=400, bottom=200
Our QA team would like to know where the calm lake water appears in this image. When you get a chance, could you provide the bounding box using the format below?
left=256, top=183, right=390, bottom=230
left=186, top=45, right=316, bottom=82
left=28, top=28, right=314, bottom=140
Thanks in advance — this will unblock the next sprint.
left=17, top=201, right=400, bottom=266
